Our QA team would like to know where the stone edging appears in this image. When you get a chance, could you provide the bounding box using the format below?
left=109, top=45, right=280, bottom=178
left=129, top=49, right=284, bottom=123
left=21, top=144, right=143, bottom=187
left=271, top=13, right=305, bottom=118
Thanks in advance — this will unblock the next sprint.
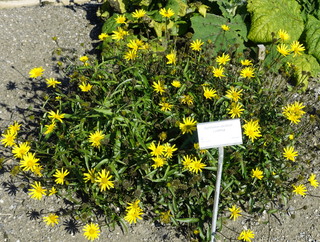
left=0, top=0, right=93, bottom=9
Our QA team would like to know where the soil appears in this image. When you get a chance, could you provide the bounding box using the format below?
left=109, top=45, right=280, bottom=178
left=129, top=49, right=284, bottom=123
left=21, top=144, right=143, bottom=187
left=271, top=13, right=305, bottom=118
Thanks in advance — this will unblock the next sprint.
left=1, top=3, right=320, bottom=242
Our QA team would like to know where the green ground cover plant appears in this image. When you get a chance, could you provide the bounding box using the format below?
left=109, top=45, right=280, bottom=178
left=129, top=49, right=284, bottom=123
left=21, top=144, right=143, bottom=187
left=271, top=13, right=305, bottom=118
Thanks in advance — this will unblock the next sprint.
left=1, top=7, right=320, bottom=242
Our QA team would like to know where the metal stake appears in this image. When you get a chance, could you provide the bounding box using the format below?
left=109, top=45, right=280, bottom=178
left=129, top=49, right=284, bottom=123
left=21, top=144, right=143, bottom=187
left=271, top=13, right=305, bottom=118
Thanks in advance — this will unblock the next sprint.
left=211, top=146, right=224, bottom=242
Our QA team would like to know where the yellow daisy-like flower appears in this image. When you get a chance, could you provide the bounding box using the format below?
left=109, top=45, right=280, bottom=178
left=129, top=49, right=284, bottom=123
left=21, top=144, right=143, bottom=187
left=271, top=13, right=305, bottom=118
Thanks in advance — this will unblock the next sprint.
left=53, top=168, right=70, bottom=185
left=190, top=39, right=204, bottom=52
left=241, top=59, right=253, bottom=66
left=179, top=117, right=197, bottom=135
left=9, top=121, right=21, bottom=134
left=44, top=122, right=56, bottom=135
left=240, top=67, right=255, bottom=79
left=29, top=66, right=45, bottom=79
left=160, top=210, right=173, bottom=224
left=309, top=173, right=319, bottom=188
left=34, top=165, right=43, bottom=177
left=89, top=130, right=105, bottom=148
left=229, top=205, right=242, bottom=221
left=159, top=7, right=175, bottom=18
left=181, top=95, right=194, bottom=105
left=159, top=131, right=167, bottom=142
left=48, top=187, right=57, bottom=196
left=126, top=199, right=141, bottom=211
left=132, top=9, right=146, bottom=19
left=221, top=24, right=230, bottom=31
left=238, top=229, right=255, bottom=242
left=182, top=155, right=193, bottom=170
left=278, top=29, right=290, bottom=41
left=12, top=142, right=30, bottom=159
left=189, top=157, right=206, bottom=174
left=166, top=51, right=176, bottom=65
left=124, top=49, right=138, bottom=61
left=1, top=129, right=17, bottom=147
left=98, top=33, right=109, bottom=41
left=212, top=66, right=225, bottom=79
left=48, top=110, right=65, bottom=123
left=225, top=86, right=243, bottom=102
left=125, top=207, right=143, bottom=224
left=292, top=184, right=307, bottom=197
left=290, top=41, right=305, bottom=57
left=46, top=78, right=61, bottom=88
left=152, top=80, right=166, bottom=95
left=83, top=223, right=100, bottom=241
left=148, top=142, right=164, bottom=157
left=216, top=53, right=230, bottom=65
left=159, top=101, right=173, bottom=112
left=277, top=43, right=290, bottom=57
left=127, top=40, right=139, bottom=51
left=252, top=167, right=263, bottom=180
left=43, top=213, right=59, bottom=227
left=115, top=14, right=126, bottom=24
left=282, top=101, right=305, bottom=124
left=289, top=134, right=294, bottom=140
left=283, top=146, right=298, bottom=162
left=242, top=119, right=262, bottom=143
left=19, top=152, right=39, bottom=172
left=194, top=143, right=207, bottom=155
left=79, top=56, right=88, bottom=62
left=203, top=87, right=217, bottom=100
left=112, top=27, right=129, bottom=41
left=228, top=102, right=244, bottom=118
left=151, top=156, right=166, bottom=169
left=171, top=80, right=181, bottom=88
left=83, top=168, right=96, bottom=183
left=95, top=169, right=114, bottom=191
left=163, top=143, right=177, bottom=158
left=29, top=181, right=47, bottom=201
left=79, top=82, right=92, bottom=92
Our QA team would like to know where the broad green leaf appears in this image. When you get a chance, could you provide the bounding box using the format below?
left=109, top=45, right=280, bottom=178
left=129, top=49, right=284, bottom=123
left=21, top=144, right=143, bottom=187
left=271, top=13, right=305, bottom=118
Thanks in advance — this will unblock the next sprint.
left=305, top=14, right=320, bottom=63
left=247, top=0, right=304, bottom=43
left=94, top=108, right=113, bottom=116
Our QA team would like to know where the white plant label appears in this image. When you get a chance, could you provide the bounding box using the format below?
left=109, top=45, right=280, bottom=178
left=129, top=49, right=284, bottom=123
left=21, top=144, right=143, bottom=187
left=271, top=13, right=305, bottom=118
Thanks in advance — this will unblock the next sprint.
left=197, top=119, right=243, bottom=150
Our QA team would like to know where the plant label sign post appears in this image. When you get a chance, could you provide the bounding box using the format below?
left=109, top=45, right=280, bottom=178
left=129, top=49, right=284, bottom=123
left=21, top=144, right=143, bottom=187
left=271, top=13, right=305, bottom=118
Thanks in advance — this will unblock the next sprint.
left=197, top=119, right=243, bottom=242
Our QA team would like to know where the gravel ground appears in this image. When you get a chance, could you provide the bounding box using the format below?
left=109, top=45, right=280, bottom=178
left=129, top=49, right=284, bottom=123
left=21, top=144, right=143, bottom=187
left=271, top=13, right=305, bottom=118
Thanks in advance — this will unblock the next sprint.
left=1, top=3, right=320, bottom=242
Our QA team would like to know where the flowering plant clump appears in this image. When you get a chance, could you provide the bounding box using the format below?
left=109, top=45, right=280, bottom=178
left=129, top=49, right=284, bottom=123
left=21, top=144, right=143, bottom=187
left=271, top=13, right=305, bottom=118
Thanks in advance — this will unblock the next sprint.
left=1, top=15, right=319, bottom=242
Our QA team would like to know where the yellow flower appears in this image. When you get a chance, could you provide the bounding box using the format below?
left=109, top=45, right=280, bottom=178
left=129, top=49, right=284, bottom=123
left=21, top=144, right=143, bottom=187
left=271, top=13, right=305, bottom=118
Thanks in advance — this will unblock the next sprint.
left=221, top=24, right=230, bottom=31
left=132, top=9, right=146, bottom=19
left=148, top=142, right=164, bottom=157
left=181, top=95, right=193, bottom=105
left=179, top=117, right=197, bottom=135
left=48, top=187, right=57, bottom=196
left=46, top=78, right=61, bottom=88
left=229, top=205, right=242, bottom=221
left=242, top=119, right=262, bottom=143
left=240, top=67, right=255, bottom=79
left=171, top=80, right=181, bottom=88
left=216, top=53, right=230, bottom=65
left=241, top=59, right=253, bottom=66
left=12, top=142, right=30, bottom=159
left=48, top=110, right=65, bottom=123
left=95, top=169, right=114, bottom=191
left=152, top=156, right=166, bottom=169
left=225, top=86, right=243, bottom=102
left=124, top=49, right=138, bottom=61
left=125, top=207, right=143, bottom=224
left=152, top=80, right=166, bottom=95
left=283, top=102, right=305, bottom=124
left=9, top=121, right=21, bottom=134
left=277, top=43, right=290, bottom=57
left=160, top=210, right=173, bottom=224
left=127, top=40, right=139, bottom=51
left=238, top=229, right=255, bottom=242
left=79, top=56, right=88, bottom=62
left=83, top=168, right=96, bottom=183
left=289, top=134, right=294, bottom=140
left=29, top=66, right=45, bottom=79
left=44, top=122, right=56, bottom=135
left=53, top=168, right=70, bottom=185
left=163, top=143, right=177, bottom=158
left=126, top=199, right=140, bottom=211
left=83, top=223, right=100, bottom=241
left=34, top=165, right=43, bottom=177
left=159, top=101, right=173, bottom=112
left=292, top=184, right=307, bottom=197
left=309, top=173, right=319, bottom=188
left=43, top=213, right=59, bottom=227
left=98, top=33, right=109, bottom=41
left=112, top=27, right=129, bottom=41
left=159, top=131, right=167, bottom=142
left=166, top=51, right=176, bottom=65
left=290, top=41, right=305, bottom=57
left=252, top=167, right=263, bottom=180
left=212, top=66, right=225, bottom=79
left=278, top=29, right=290, bottom=41
left=28, top=181, right=47, bottom=201
left=203, top=87, right=217, bottom=100
left=89, top=130, right=105, bottom=148
left=159, top=7, right=175, bottom=18
left=1, top=129, right=17, bottom=147
left=194, top=143, right=207, bottom=155
left=189, top=157, right=206, bottom=174
left=283, top=146, right=298, bottom=162
left=115, top=14, right=126, bottom=24
left=19, top=152, right=39, bottom=172
left=79, top=82, right=92, bottom=92
left=182, top=155, right=193, bottom=170
left=228, top=102, right=244, bottom=118
left=190, top=39, right=204, bottom=51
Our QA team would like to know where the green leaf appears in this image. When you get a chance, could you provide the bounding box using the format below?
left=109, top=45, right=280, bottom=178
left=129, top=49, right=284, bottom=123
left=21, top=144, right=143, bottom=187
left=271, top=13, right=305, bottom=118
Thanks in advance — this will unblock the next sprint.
left=93, top=108, right=113, bottom=116
left=176, top=217, right=199, bottom=223
left=247, top=0, right=304, bottom=43
left=305, top=14, right=320, bottom=64
left=267, top=209, right=278, bottom=214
